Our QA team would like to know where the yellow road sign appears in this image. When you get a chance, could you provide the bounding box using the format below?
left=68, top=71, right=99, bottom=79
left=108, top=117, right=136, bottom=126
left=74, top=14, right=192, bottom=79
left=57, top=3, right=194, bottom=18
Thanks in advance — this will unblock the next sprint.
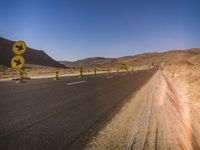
left=94, top=68, right=97, bottom=76
left=13, top=41, right=27, bottom=55
left=11, top=55, right=25, bottom=69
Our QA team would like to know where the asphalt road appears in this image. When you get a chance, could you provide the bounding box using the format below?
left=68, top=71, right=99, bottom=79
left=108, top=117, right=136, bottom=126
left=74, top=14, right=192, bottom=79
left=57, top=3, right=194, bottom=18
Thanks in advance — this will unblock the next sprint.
left=0, top=69, right=156, bottom=150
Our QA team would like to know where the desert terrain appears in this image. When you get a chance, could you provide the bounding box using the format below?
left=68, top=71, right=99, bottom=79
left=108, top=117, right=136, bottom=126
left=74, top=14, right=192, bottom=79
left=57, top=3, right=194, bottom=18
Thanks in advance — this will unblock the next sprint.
left=1, top=37, right=200, bottom=149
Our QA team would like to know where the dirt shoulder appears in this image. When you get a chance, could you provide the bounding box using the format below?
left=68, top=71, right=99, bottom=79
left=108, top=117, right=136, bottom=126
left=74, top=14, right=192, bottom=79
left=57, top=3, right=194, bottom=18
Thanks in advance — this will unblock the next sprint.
left=85, top=68, right=200, bottom=150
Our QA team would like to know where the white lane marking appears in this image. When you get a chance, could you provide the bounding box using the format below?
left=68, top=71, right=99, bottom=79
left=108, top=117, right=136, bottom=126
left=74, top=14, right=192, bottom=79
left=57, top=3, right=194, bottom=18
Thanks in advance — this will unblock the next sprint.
left=67, top=80, right=86, bottom=86
left=106, top=76, right=113, bottom=78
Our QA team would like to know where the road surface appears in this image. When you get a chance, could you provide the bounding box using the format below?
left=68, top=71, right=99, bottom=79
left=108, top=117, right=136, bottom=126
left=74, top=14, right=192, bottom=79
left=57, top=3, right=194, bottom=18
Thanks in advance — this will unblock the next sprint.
left=0, top=69, right=156, bottom=150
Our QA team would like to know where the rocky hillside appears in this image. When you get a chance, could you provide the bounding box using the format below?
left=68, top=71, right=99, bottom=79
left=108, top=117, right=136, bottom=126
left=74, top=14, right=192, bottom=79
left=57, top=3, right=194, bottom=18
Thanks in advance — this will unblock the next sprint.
left=0, top=37, right=65, bottom=68
left=60, top=48, right=200, bottom=68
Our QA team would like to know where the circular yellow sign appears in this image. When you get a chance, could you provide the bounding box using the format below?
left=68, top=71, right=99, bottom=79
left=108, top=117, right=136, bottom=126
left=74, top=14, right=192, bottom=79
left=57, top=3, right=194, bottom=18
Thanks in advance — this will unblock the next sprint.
left=12, top=41, right=27, bottom=55
left=11, top=55, right=25, bottom=69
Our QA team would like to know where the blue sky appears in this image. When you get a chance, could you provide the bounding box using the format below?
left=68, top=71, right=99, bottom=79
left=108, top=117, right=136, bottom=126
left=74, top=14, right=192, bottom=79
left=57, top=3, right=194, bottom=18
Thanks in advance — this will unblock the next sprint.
left=0, top=0, right=199, bottom=61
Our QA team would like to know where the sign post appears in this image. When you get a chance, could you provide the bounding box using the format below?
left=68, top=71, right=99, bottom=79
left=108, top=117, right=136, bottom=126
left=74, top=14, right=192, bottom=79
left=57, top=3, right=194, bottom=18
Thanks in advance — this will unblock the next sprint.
left=54, top=70, right=59, bottom=80
left=121, top=63, right=129, bottom=73
left=94, top=68, right=97, bottom=77
left=11, top=41, right=27, bottom=83
left=80, top=67, right=83, bottom=78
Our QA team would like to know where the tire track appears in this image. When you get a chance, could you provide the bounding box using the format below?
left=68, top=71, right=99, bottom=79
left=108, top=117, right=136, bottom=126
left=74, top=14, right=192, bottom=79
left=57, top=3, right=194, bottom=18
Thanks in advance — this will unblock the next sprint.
left=127, top=71, right=200, bottom=149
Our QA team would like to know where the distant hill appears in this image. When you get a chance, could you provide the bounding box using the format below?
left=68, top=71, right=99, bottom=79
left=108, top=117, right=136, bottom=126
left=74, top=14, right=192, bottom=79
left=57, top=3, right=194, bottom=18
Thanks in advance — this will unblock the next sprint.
left=59, top=57, right=116, bottom=68
left=0, top=37, right=65, bottom=68
left=60, top=48, right=200, bottom=68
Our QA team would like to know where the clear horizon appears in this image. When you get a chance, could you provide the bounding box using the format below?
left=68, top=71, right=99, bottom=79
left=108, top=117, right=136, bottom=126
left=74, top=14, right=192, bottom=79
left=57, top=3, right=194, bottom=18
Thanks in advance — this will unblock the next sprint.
left=0, top=0, right=199, bottom=61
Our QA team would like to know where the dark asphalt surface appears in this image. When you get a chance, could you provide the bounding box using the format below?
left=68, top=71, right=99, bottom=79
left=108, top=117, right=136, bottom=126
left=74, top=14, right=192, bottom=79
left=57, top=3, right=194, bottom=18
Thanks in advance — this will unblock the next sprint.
left=0, top=69, right=156, bottom=150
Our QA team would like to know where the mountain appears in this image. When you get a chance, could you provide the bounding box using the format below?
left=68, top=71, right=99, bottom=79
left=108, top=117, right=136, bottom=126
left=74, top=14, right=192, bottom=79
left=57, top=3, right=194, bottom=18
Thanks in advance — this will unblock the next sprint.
left=1, top=36, right=199, bottom=69
left=60, top=48, right=200, bottom=68
left=0, top=37, right=65, bottom=68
